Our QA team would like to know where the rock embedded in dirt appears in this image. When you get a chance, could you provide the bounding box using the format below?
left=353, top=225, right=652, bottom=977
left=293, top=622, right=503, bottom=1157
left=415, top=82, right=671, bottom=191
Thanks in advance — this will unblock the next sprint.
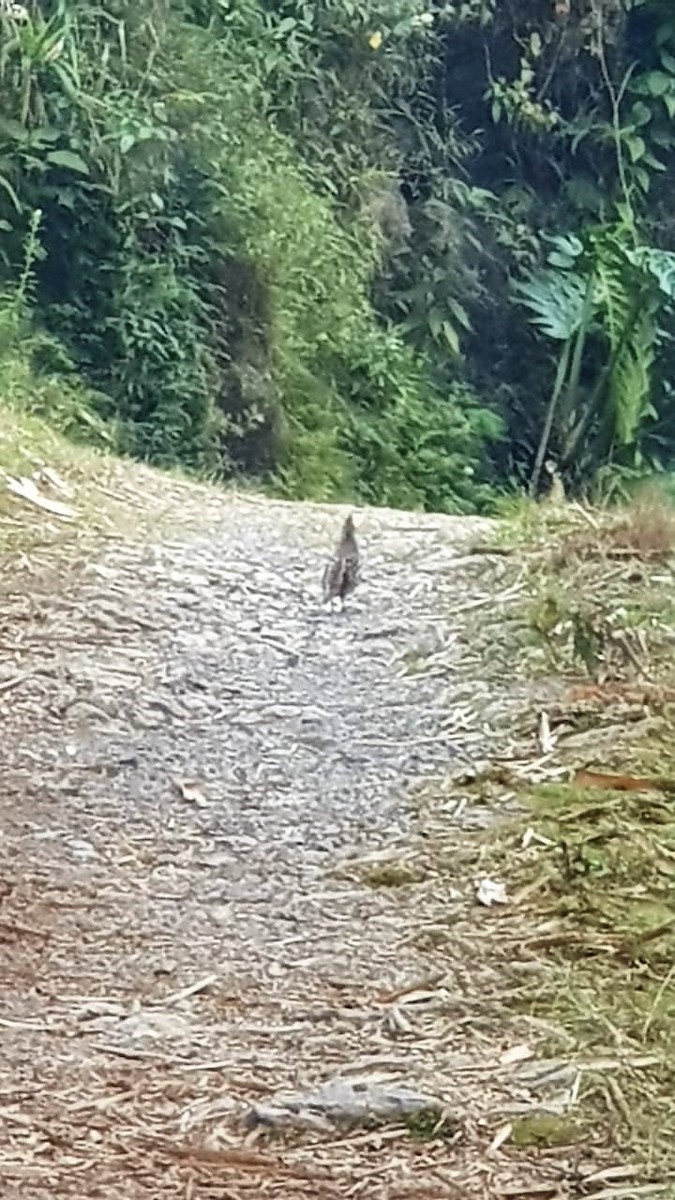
left=245, top=1076, right=449, bottom=1133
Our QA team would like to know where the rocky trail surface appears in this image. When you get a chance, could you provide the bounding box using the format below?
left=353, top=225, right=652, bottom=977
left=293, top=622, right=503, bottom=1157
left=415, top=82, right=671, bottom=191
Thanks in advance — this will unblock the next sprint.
left=0, top=480, right=573, bottom=1199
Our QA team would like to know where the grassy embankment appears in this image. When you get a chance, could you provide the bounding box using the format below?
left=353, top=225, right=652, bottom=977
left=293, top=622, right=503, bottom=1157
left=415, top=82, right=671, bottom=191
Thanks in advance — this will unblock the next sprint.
left=475, top=491, right=675, bottom=1180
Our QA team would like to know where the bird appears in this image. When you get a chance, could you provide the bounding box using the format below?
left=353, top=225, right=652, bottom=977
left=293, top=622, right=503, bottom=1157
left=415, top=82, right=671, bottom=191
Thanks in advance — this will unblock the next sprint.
left=322, top=514, right=360, bottom=612
left=543, top=459, right=566, bottom=506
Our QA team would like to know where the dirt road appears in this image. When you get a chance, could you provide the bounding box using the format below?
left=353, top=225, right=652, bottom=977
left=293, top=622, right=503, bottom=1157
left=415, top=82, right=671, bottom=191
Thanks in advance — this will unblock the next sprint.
left=0, top=486, right=565, bottom=1198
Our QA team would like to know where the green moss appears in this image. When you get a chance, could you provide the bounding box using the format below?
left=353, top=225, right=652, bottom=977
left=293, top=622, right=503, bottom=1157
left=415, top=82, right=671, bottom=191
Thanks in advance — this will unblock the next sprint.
left=400, top=650, right=433, bottom=676
left=404, top=1109, right=457, bottom=1142
left=362, top=861, right=426, bottom=888
left=516, top=781, right=675, bottom=961
left=510, top=1114, right=586, bottom=1149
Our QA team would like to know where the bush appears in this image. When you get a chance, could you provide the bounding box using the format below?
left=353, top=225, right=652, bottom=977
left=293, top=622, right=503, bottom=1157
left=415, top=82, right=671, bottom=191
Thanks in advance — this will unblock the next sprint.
left=0, top=0, right=501, bottom=511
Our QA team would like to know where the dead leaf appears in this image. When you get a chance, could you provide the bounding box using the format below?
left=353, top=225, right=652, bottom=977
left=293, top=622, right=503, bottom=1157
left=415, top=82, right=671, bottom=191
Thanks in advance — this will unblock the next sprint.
left=488, top=1121, right=513, bottom=1153
left=6, top=474, right=78, bottom=519
left=566, top=682, right=675, bottom=704
left=35, top=466, right=74, bottom=497
left=475, top=876, right=509, bottom=907
left=574, top=768, right=675, bottom=794
left=537, top=711, right=556, bottom=755
left=499, top=1043, right=534, bottom=1067
left=173, top=777, right=209, bottom=807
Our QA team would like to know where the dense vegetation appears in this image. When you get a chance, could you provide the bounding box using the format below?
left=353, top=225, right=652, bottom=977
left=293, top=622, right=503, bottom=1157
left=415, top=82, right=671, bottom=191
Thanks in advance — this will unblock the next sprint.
left=2, top=0, right=675, bottom=510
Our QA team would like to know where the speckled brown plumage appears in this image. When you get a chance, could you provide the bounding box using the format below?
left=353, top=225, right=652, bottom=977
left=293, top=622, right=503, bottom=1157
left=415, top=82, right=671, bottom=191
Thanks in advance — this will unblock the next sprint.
left=322, top=514, right=360, bottom=611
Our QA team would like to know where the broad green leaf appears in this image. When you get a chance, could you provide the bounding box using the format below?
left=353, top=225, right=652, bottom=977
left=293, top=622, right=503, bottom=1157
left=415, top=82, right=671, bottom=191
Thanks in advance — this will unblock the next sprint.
left=630, top=100, right=652, bottom=126
left=645, top=70, right=672, bottom=96
left=428, top=307, right=444, bottom=338
left=628, top=246, right=675, bottom=298
left=55, top=188, right=76, bottom=208
left=0, top=172, right=21, bottom=210
left=564, top=178, right=604, bottom=216
left=441, top=320, right=460, bottom=355
left=46, top=149, right=90, bottom=174
left=0, top=117, right=30, bottom=143
left=659, top=50, right=675, bottom=73
left=656, top=19, right=675, bottom=47
left=625, top=134, right=645, bottom=162
left=643, top=151, right=666, bottom=170
left=448, top=297, right=472, bottom=332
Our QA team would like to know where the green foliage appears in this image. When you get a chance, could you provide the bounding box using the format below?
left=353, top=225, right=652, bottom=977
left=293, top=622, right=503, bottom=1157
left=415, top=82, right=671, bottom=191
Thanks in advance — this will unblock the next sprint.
left=338, top=328, right=501, bottom=512
left=0, top=310, right=110, bottom=447
left=513, top=237, right=588, bottom=342
left=0, top=0, right=501, bottom=511
left=0, top=210, right=111, bottom=446
left=514, top=223, right=675, bottom=487
left=429, top=0, right=675, bottom=491
left=4, top=0, right=675, bottom=507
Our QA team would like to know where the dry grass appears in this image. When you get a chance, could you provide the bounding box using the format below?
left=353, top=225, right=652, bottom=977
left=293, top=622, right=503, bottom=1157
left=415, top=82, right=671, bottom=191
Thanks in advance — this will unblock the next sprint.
left=483, top=507, right=675, bottom=1183
left=608, top=484, right=675, bottom=559
left=482, top=765, right=675, bottom=1179
left=503, top=492, right=675, bottom=688
left=419, top=731, right=675, bottom=1185
left=551, top=485, right=675, bottom=566
left=414, top=494, right=675, bottom=1190
left=495, top=482, right=675, bottom=566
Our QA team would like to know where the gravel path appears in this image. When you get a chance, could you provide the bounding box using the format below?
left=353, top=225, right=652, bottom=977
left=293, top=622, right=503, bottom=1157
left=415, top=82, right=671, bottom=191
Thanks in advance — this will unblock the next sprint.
left=0, top=488, right=564, bottom=1198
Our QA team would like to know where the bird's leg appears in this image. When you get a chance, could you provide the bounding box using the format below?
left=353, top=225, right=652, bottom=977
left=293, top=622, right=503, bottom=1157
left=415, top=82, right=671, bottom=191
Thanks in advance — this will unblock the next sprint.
left=337, top=596, right=345, bottom=614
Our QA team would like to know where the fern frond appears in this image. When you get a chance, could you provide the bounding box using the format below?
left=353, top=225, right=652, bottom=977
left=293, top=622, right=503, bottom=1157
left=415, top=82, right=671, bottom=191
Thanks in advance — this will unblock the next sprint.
left=610, top=303, right=656, bottom=446
left=592, top=230, right=656, bottom=448
left=593, top=237, right=632, bottom=353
